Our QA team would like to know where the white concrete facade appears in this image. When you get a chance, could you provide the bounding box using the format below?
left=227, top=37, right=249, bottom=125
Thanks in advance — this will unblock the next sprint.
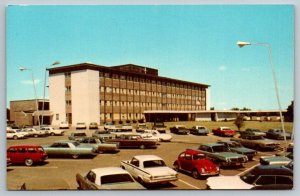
left=49, top=73, right=66, bottom=126
left=71, top=70, right=100, bottom=126
left=205, top=88, right=210, bottom=110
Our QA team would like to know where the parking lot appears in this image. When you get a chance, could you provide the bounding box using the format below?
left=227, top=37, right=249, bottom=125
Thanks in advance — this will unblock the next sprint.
left=6, top=128, right=288, bottom=190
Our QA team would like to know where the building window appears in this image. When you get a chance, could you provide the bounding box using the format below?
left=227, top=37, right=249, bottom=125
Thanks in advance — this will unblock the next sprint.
left=64, top=72, right=71, bottom=78
left=65, top=86, right=71, bottom=92
left=66, top=100, right=72, bottom=106
left=56, top=114, right=59, bottom=120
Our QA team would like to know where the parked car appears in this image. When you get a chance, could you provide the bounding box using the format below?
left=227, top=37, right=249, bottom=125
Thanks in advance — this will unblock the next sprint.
left=92, top=130, right=115, bottom=141
left=152, top=122, right=166, bottom=133
left=212, top=127, right=236, bottom=137
left=206, top=164, right=293, bottom=189
left=59, top=121, right=69, bottom=129
left=40, top=126, right=64, bottom=136
left=78, top=137, right=119, bottom=153
left=7, top=157, right=12, bottom=167
left=231, top=135, right=281, bottom=151
left=189, top=126, right=209, bottom=135
left=20, top=177, right=70, bottom=190
left=68, top=132, right=88, bottom=141
left=241, top=128, right=266, bottom=137
left=76, top=122, right=87, bottom=130
left=76, top=167, right=145, bottom=190
left=21, top=128, right=48, bottom=137
left=7, top=145, right=48, bottom=166
left=136, top=123, right=147, bottom=133
left=6, top=129, right=26, bottom=140
left=260, top=152, right=293, bottom=166
left=217, top=140, right=257, bottom=161
left=196, top=143, right=248, bottom=167
left=89, top=122, right=99, bottom=129
left=121, top=124, right=133, bottom=132
left=121, top=155, right=178, bottom=184
left=173, top=149, right=220, bottom=178
left=42, top=140, right=97, bottom=159
left=170, top=125, right=189, bottom=135
left=106, top=133, right=157, bottom=149
left=107, top=127, right=132, bottom=133
left=266, top=129, right=291, bottom=140
left=104, top=122, right=115, bottom=130
left=139, top=130, right=172, bottom=142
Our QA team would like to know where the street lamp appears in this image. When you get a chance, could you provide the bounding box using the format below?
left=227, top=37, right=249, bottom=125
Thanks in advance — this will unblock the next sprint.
left=236, top=41, right=288, bottom=146
left=19, top=66, right=40, bottom=127
left=41, top=61, right=60, bottom=126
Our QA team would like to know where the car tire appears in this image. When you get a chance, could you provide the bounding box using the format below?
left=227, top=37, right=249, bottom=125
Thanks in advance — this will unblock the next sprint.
left=173, top=163, right=179, bottom=171
left=140, top=145, right=145, bottom=149
left=13, top=135, right=18, bottom=140
left=192, top=169, right=200, bottom=179
left=25, top=158, right=33, bottom=167
left=255, top=145, right=260, bottom=151
left=34, top=134, right=38, bottom=138
left=72, top=154, right=79, bottom=159
left=51, top=132, right=55, bottom=136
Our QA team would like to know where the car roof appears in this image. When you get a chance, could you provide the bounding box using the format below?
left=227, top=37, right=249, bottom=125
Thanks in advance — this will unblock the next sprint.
left=253, top=165, right=293, bottom=176
left=184, top=149, right=205, bottom=155
left=202, top=143, right=224, bottom=147
left=91, top=167, right=129, bottom=177
left=133, top=155, right=163, bottom=162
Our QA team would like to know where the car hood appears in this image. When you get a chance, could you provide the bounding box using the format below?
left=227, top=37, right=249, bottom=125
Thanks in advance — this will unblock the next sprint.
left=207, top=176, right=253, bottom=189
left=100, top=182, right=145, bottom=190
left=232, top=147, right=255, bottom=154
left=158, top=134, right=172, bottom=140
left=195, top=159, right=218, bottom=170
left=217, top=152, right=245, bottom=158
left=144, top=166, right=177, bottom=176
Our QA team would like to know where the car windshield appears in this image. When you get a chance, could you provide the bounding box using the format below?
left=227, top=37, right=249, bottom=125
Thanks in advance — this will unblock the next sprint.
left=229, top=142, right=242, bottom=148
left=143, top=160, right=166, bottom=168
left=71, top=141, right=80, bottom=146
left=251, top=136, right=264, bottom=140
left=212, top=145, right=229, bottom=152
left=198, top=127, right=205, bottom=129
left=74, top=133, right=86, bottom=136
left=101, top=174, right=134, bottom=185
left=240, top=169, right=257, bottom=184
left=193, top=154, right=206, bottom=160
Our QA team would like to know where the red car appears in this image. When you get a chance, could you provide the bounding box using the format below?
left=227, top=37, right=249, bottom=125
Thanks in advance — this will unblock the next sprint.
left=173, top=149, right=220, bottom=179
left=212, top=127, right=236, bottom=137
left=7, top=145, right=48, bottom=166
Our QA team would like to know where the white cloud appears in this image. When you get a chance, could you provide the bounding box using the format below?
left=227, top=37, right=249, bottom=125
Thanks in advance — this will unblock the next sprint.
left=20, top=79, right=40, bottom=85
left=218, top=65, right=227, bottom=71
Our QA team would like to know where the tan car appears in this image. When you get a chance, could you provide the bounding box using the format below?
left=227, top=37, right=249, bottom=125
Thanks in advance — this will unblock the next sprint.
left=231, top=135, right=280, bottom=151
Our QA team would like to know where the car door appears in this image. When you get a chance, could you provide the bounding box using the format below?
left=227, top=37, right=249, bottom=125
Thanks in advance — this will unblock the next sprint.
left=181, top=153, right=192, bottom=172
left=129, top=158, right=140, bottom=178
left=7, top=147, right=19, bottom=163
left=83, top=171, right=97, bottom=189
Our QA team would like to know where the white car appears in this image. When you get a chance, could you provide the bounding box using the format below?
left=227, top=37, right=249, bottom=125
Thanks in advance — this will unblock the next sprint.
left=6, top=129, right=26, bottom=140
left=121, top=155, right=178, bottom=184
left=104, top=122, right=115, bottom=130
left=59, top=121, right=69, bottom=129
left=76, top=122, right=87, bottom=130
left=76, top=167, right=145, bottom=189
left=40, top=126, right=64, bottom=136
left=21, top=128, right=48, bottom=137
left=140, top=130, right=172, bottom=142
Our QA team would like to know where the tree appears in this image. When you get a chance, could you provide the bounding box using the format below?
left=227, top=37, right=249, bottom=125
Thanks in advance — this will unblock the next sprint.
left=285, top=101, right=293, bottom=122
left=231, top=107, right=240, bottom=111
left=234, top=115, right=245, bottom=131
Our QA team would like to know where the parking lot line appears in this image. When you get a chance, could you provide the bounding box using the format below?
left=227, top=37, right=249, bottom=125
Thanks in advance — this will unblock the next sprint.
left=236, top=164, right=259, bottom=176
left=8, top=166, right=58, bottom=169
left=47, top=159, right=91, bottom=162
left=178, top=179, right=200, bottom=189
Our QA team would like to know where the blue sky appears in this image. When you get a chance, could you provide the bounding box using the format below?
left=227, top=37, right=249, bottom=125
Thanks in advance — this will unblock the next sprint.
left=6, top=5, right=294, bottom=110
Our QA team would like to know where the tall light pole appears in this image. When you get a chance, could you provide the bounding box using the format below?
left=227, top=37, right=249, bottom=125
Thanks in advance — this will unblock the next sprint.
left=237, top=41, right=288, bottom=147
left=19, top=67, right=40, bottom=127
left=41, top=61, right=60, bottom=126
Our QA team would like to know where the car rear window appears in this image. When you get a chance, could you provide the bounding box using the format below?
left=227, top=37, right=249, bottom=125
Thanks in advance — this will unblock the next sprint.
left=101, top=174, right=134, bottom=185
left=144, top=160, right=166, bottom=168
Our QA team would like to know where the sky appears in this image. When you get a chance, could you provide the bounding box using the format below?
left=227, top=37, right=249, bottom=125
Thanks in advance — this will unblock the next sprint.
left=6, top=5, right=294, bottom=110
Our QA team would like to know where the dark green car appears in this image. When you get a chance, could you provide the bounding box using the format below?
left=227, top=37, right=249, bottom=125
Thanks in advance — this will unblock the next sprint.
left=217, top=141, right=257, bottom=161
left=197, top=143, right=248, bottom=167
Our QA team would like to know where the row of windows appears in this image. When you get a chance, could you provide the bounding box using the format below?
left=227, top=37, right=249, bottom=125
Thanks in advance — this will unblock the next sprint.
left=100, top=100, right=204, bottom=107
left=101, top=87, right=205, bottom=99
left=101, top=113, right=143, bottom=120
left=99, top=72, right=204, bottom=90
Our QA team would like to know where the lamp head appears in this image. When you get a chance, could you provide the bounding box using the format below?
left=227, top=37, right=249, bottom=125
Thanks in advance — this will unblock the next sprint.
left=237, top=41, right=251, bottom=48
left=52, top=61, right=60, bottom=66
left=19, top=67, right=28, bottom=71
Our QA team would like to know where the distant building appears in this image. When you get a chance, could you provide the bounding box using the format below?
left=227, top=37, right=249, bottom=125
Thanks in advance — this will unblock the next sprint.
left=48, top=63, right=210, bottom=126
left=9, top=99, right=51, bottom=127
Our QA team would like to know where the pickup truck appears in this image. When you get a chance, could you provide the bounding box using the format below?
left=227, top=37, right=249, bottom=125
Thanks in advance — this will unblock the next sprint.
left=121, top=155, right=178, bottom=184
left=231, top=135, right=281, bottom=151
left=212, top=127, right=236, bottom=137
left=76, top=167, right=144, bottom=190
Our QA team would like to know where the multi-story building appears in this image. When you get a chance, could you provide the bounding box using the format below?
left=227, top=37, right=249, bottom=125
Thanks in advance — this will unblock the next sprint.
left=48, top=63, right=210, bottom=126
